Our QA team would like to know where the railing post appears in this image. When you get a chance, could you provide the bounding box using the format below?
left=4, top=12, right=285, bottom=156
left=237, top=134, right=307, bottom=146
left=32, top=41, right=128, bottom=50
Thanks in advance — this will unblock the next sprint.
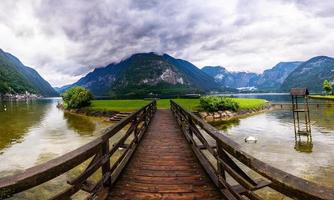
left=133, top=116, right=139, bottom=143
left=187, top=115, right=194, bottom=143
left=101, top=140, right=111, bottom=187
left=144, top=108, right=149, bottom=127
left=216, top=140, right=226, bottom=187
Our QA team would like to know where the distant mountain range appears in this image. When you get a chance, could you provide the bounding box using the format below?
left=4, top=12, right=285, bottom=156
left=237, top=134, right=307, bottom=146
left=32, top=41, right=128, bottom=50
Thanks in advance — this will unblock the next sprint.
left=203, top=56, right=334, bottom=92
left=201, top=66, right=259, bottom=89
left=56, top=53, right=224, bottom=98
left=281, top=56, right=334, bottom=92
left=57, top=53, right=334, bottom=97
left=3, top=49, right=331, bottom=98
left=202, top=61, right=302, bottom=91
left=0, top=49, right=57, bottom=97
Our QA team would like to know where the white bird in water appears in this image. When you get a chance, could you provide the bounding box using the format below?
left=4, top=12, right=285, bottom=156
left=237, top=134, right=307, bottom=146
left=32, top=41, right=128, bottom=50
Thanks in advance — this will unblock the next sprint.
left=244, top=136, right=257, bottom=143
left=3, top=105, right=6, bottom=111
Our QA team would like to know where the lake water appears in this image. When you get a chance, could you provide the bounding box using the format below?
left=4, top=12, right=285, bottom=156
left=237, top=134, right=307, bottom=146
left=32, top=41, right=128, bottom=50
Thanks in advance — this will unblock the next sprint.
left=219, top=92, right=332, bottom=104
left=219, top=92, right=293, bottom=102
left=0, top=98, right=111, bottom=178
left=212, top=94, right=334, bottom=192
left=1, top=94, right=334, bottom=199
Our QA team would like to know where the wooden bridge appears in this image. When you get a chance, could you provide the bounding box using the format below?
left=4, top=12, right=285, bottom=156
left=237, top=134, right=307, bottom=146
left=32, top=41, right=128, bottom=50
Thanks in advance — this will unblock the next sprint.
left=1, top=100, right=334, bottom=200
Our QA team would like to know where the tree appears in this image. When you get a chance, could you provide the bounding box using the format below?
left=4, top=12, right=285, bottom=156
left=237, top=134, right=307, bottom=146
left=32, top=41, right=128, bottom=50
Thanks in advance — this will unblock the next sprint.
left=199, top=96, right=239, bottom=112
left=61, top=86, right=93, bottom=109
left=323, top=80, right=333, bottom=95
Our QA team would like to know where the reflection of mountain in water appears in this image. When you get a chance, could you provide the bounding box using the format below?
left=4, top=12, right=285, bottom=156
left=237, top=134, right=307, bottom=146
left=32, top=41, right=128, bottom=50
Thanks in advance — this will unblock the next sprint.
left=63, top=112, right=96, bottom=136
left=0, top=100, right=48, bottom=151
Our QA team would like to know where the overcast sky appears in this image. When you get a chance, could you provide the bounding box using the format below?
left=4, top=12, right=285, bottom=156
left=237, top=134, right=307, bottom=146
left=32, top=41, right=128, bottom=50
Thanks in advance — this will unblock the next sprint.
left=1, top=0, right=334, bottom=87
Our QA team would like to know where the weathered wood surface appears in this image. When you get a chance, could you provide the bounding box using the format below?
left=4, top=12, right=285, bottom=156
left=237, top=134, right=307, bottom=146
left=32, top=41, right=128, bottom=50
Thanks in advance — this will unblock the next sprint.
left=0, top=101, right=156, bottom=199
left=108, top=109, right=223, bottom=200
left=1, top=100, right=334, bottom=200
left=171, top=100, right=334, bottom=200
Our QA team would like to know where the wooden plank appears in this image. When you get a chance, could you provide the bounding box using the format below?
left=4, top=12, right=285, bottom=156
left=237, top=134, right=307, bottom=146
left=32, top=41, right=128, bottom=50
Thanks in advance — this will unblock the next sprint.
left=108, top=110, right=223, bottom=200
left=101, top=140, right=111, bottom=187
left=190, top=125, right=216, bottom=157
left=217, top=146, right=257, bottom=186
left=231, top=179, right=270, bottom=194
left=0, top=137, right=103, bottom=196
left=170, top=100, right=334, bottom=200
left=0, top=101, right=156, bottom=199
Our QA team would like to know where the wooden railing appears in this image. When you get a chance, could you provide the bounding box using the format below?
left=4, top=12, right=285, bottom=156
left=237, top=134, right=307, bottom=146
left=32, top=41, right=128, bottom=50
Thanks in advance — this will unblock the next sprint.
left=170, top=100, right=334, bottom=200
left=0, top=100, right=156, bottom=200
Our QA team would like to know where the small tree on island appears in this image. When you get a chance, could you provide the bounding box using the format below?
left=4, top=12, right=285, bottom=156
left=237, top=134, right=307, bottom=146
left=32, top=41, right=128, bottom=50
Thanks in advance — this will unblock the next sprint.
left=323, top=80, right=333, bottom=95
left=199, top=96, right=239, bottom=112
left=61, top=86, right=93, bottom=109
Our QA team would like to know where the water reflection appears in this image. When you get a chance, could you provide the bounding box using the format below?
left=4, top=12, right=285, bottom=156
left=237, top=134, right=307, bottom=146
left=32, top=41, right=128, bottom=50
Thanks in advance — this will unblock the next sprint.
left=294, top=137, right=313, bottom=153
left=0, top=98, right=111, bottom=177
left=214, top=105, right=334, bottom=188
left=63, top=112, right=96, bottom=136
left=0, top=100, right=48, bottom=150
left=209, top=119, right=240, bottom=131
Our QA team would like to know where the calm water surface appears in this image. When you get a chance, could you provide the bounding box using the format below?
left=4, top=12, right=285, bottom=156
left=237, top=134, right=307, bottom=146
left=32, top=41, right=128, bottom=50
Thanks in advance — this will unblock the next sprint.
left=219, top=92, right=332, bottom=103
left=1, top=94, right=334, bottom=199
left=212, top=98, right=334, bottom=191
left=0, top=98, right=116, bottom=199
left=219, top=92, right=292, bottom=102
left=0, top=98, right=112, bottom=177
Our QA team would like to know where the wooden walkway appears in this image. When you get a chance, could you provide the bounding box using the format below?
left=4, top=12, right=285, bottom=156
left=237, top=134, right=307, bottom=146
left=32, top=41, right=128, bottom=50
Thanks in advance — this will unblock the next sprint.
left=108, top=110, right=223, bottom=200
left=2, top=101, right=334, bottom=200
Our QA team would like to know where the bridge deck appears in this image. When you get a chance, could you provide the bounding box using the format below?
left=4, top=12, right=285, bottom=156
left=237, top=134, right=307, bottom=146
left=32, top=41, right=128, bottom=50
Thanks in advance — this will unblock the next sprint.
left=108, top=109, right=223, bottom=200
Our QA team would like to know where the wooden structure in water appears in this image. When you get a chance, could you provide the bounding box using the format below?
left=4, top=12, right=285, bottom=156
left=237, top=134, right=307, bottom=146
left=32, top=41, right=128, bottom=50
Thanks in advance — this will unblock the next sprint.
left=290, top=88, right=311, bottom=136
left=1, top=100, right=334, bottom=199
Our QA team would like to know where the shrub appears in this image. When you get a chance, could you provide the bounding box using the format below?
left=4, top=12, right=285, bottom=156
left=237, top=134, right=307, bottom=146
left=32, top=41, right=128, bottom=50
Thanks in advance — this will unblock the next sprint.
left=323, top=80, right=333, bottom=95
left=199, top=96, right=239, bottom=112
left=61, top=86, right=93, bottom=109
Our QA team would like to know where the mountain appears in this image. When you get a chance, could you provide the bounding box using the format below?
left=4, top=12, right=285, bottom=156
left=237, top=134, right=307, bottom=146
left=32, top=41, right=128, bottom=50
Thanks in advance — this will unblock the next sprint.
left=201, top=66, right=259, bottom=89
left=60, top=53, right=333, bottom=96
left=54, top=85, right=71, bottom=93
left=281, top=56, right=334, bottom=92
left=0, top=49, right=57, bottom=97
left=256, top=62, right=302, bottom=91
left=61, top=53, right=220, bottom=98
left=202, top=61, right=302, bottom=91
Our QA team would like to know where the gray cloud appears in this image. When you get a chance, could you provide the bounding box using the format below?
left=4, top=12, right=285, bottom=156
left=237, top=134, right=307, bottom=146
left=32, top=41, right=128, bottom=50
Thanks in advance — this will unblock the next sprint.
left=0, top=0, right=334, bottom=86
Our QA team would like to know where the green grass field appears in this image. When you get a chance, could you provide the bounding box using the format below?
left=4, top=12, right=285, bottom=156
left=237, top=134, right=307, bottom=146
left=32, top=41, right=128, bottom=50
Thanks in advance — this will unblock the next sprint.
left=90, top=98, right=267, bottom=112
left=309, top=95, right=334, bottom=100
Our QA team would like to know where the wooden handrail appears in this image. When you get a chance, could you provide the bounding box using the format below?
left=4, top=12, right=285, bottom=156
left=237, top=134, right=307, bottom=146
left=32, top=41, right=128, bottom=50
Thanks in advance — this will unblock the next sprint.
left=170, top=100, right=334, bottom=200
left=0, top=100, right=157, bottom=199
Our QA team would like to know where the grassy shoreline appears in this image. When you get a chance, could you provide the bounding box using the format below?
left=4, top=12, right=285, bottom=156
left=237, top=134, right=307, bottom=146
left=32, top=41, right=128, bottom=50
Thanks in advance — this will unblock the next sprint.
left=309, top=95, right=334, bottom=100
left=89, top=98, right=268, bottom=112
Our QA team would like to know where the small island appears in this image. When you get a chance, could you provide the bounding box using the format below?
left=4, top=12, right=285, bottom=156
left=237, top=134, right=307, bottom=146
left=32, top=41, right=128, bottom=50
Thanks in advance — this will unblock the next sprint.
left=59, top=87, right=270, bottom=123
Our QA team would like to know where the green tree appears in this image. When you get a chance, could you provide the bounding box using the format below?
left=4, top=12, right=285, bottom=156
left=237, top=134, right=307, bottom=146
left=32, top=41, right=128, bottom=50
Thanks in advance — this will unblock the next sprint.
left=61, top=86, right=93, bottom=109
left=323, top=80, right=333, bottom=95
left=199, top=96, right=239, bottom=112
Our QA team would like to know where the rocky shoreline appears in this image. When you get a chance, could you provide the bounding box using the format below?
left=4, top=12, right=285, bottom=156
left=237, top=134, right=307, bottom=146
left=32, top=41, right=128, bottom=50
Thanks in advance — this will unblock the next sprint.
left=58, top=102, right=273, bottom=123
left=197, top=103, right=272, bottom=122
left=57, top=103, right=122, bottom=120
